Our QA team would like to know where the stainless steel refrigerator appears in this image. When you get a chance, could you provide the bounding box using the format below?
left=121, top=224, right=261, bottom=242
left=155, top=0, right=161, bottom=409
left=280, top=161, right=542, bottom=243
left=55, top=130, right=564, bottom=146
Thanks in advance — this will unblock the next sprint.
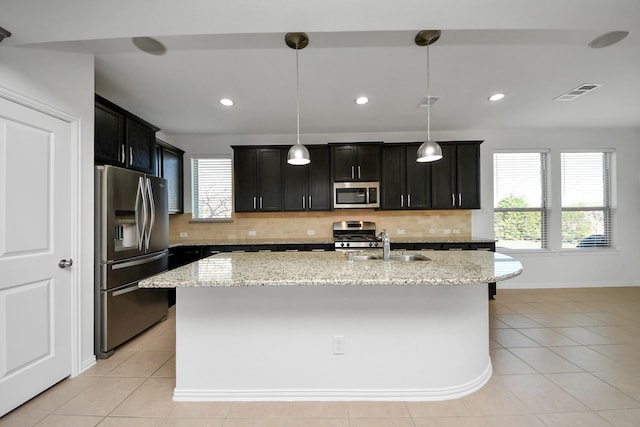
left=95, top=165, right=169, bottom=358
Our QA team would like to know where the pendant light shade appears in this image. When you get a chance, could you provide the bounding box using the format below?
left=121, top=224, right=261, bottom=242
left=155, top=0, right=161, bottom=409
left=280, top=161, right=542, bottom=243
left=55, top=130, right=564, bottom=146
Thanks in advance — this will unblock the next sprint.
left=287, top=141, right=311, bottom=165
left=415, top=30, right=443, bottom=163
left=417, top=139, right=443, bottom=162
left=285, top=32, right=311, bottom=166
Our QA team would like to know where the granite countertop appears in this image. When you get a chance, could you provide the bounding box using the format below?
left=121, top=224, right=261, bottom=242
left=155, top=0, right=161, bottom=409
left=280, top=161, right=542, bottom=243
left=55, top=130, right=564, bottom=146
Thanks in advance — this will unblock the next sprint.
left=140, top=250, right=522, bottom=288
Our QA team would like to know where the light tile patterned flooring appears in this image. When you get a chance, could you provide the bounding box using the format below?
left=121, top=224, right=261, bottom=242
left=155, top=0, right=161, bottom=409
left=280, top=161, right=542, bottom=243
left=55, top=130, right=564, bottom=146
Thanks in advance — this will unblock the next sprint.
left=2, top=287, right=640, bottom=426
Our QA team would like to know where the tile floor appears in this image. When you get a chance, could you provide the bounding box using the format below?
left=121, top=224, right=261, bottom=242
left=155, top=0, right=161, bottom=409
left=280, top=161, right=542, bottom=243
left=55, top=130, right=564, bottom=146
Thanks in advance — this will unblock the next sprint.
left=2, top=287, right=640, bottom=426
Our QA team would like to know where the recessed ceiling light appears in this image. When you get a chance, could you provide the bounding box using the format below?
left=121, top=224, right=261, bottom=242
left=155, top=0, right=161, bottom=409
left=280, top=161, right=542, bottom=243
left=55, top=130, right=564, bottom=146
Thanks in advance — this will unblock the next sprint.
left=220, top=98, right=234, bottom=107
left=488, top=93, right=505, bottom=102
left=355, top=96, right=369, bottom=105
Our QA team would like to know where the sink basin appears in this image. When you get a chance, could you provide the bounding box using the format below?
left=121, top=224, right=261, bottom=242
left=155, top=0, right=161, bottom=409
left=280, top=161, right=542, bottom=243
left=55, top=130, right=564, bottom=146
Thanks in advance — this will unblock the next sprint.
left=346, top=253, right=430, bottom=262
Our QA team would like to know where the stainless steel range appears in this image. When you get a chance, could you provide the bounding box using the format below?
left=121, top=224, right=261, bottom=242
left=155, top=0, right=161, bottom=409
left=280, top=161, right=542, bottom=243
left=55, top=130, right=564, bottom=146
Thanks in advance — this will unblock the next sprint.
left=333, top=221, right=382, bottom=250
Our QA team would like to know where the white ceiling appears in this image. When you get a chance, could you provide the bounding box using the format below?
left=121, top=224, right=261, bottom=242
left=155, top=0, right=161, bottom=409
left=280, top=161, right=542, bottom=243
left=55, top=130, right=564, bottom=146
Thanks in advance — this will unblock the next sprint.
left=3, top=0, right=640, bottom=136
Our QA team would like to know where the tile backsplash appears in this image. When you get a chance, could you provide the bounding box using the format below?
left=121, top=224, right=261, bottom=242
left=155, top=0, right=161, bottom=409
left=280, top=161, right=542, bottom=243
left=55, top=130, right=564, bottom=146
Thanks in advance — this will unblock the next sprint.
left=169, top=210, right=472, bottom=243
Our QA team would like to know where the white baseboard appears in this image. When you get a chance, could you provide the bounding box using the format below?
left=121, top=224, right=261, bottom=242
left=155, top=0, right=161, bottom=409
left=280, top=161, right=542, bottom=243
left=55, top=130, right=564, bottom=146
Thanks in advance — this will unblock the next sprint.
left=173, top=362, right=492, bottom=402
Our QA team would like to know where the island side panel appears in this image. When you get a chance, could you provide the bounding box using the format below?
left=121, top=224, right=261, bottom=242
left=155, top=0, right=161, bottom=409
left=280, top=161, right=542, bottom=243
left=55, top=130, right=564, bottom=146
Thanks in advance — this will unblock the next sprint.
left=175, top=283, right=490, bottom=401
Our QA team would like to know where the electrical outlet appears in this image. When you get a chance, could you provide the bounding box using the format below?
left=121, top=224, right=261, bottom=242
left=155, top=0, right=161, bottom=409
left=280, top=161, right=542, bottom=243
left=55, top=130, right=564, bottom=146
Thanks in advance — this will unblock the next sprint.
left=333, top=336, right=345, bottom=355
left=443, top=229, right=452, bottom=234
left=453, top=228, right=460, bottom=234
left=248, top=230, right=256, bottom=236
left=397, top=229, right=405, bottom=235
left=307, top=229, right=315, bottom=236
left=429, top=229, right=436, bottom=234
left=179, top=232, right=188, bottom=238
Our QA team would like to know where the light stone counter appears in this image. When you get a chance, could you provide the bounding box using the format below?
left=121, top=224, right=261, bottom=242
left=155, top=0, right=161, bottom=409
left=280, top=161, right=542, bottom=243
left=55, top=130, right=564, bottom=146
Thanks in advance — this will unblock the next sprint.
left=139, top=250, right=522, bottom=288
left=143, top=250, right=523, bottom=402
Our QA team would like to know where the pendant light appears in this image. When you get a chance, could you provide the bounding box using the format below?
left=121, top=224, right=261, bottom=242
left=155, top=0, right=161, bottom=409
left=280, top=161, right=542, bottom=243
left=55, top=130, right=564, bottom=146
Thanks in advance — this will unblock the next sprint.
left=285, top=32, right=311, bottom=165
left=415, top=30, right=443, bottom=163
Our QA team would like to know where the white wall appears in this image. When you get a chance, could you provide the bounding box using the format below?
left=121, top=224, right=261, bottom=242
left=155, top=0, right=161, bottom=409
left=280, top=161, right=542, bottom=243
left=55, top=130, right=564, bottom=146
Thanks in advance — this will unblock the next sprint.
left=0, top=47, right=96, bottom=371
left=169, top=127, right=640, bottom=289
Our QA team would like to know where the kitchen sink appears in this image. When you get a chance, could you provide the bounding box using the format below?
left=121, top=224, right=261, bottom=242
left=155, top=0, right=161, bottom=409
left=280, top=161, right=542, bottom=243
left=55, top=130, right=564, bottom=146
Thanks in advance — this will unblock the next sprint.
left=346, top=253, right=430, bottom=262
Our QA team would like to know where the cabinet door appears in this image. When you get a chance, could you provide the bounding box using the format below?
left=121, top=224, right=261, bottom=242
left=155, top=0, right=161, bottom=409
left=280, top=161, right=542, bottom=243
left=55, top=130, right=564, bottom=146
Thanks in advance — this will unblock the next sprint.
left=257, top=148, right=283, bottom=211
left=233, top=149, right=258, bottom=212
left=95, top=103, right=125, bottom=166
left=283, top=161, right=307, bottom=211
left=125, top=118, right=155, bottom=174
left=380, top=145, right=405, bottom=209
left=161, top=146, right=184, bottom=214
left=307, top=146, right=331, bottom=210
left=405, top=145, right=431, bottom=209
left=456, top=143, right=481, bottom=209
left=431, top=144, right=456, bottom=209
left=357, top=144, right=381, bottom=181
left=332, top=145, right=357, bottom=181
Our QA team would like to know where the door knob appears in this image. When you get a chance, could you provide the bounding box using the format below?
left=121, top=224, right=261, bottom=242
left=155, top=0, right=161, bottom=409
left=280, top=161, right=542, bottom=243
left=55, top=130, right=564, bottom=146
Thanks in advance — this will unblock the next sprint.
left=58, top=259, right=73, bottom=269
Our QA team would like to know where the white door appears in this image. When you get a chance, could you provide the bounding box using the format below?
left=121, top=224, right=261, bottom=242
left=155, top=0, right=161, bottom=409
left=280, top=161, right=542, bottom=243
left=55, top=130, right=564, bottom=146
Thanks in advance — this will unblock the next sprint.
left=0, top=96, right=73, bottom=416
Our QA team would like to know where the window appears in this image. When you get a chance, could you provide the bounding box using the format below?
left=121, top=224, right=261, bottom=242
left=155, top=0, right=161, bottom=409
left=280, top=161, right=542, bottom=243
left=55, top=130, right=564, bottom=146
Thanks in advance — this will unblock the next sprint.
left=191, top=156, right=232, bottom=220
left=493, top=152, right=548, bottom=250
left=561, top=151, right=614, bottom=248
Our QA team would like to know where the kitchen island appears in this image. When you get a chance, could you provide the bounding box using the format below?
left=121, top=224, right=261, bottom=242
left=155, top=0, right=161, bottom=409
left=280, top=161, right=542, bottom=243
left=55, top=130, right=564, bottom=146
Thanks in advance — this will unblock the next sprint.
left=140, top=250, right=522, bottom=401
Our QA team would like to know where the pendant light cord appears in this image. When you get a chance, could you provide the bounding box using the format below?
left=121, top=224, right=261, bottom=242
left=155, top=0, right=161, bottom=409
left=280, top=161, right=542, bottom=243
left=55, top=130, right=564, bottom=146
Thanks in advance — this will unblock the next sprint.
left=426, top=42, right=431, bottom=142
left=296, top=45, right=301, bottom=145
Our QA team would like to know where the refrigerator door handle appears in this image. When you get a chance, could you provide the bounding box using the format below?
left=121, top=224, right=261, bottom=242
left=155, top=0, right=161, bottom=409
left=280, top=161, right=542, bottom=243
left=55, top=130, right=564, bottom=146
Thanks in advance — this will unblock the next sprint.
left=110, top=251, right=168, bottom=270
left=113, top=284, right=140, bottom=297
left=145, top=177, right=155, bottom=251
left=135, top=177, right=147, bottom=251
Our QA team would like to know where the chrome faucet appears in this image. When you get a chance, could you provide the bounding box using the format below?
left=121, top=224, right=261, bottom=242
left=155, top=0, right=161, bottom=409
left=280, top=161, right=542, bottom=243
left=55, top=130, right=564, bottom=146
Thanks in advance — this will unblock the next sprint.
left=378, top=229, right=391, bottom=261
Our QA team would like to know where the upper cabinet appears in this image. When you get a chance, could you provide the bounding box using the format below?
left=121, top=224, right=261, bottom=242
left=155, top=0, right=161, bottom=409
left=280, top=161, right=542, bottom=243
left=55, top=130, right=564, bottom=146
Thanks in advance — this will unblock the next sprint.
left=283, top=146, right=332, bottom=211
left=380, top=143, right=431, bottom=210
left=331, top=143, right=381, bottom=182
left=95, top=95, right=159, bottom=175
left=156, top=141, right=184, bottom=214
left=233, top=146, right=283, bottom=212
left=431, top=141, right=482, bottom=209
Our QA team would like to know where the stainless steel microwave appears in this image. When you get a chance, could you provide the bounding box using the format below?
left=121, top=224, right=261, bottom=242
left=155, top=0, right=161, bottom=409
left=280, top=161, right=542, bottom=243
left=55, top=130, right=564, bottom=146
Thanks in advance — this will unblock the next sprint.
left=333, top=182, right=380, bottom=209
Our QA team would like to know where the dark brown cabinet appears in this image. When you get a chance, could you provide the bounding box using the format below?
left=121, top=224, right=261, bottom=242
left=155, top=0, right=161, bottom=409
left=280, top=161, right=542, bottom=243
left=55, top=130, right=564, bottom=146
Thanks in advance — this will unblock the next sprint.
left=95, top=95, right=159, bottom=175
left=331, top=143, right=381, bottom=182
left=431, top=141, right=482, bottom=209
left=283, top=146, right=331, bottom=211
left=381, top=143, right=431, bottom=210
left=156, top=141, right=184, bottom=214
left=233, top=147, right=283, bottom=212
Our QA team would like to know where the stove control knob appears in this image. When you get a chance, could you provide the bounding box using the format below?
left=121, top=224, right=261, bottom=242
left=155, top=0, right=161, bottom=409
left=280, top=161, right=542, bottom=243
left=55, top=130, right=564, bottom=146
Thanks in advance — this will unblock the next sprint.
left=368, top=242, right=373, bottom=247
left=340, top=242, right=345, bottom=248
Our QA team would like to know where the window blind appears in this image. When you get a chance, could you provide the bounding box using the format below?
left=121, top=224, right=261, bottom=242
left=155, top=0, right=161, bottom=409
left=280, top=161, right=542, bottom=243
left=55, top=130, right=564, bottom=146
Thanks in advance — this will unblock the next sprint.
left=192, top=157, right=232, bottom=220
left=493, top=152, right=548, bottom=249
left=561, top=152, right=613, bottom=248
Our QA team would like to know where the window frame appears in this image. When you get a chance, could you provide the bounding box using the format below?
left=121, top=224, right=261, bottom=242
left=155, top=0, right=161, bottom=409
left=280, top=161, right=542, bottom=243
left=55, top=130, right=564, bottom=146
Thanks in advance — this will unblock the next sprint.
left=492, top=150, right=550, bottom=251
left=190, top=155, right=233, bottom=222
left=560, top=149, right=615, bottom=251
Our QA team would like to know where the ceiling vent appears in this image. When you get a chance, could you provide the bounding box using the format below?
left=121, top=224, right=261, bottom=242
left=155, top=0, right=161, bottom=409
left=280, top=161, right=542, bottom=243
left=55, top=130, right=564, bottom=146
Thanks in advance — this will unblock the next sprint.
left=417, top=96, right=439, bottom=108
left=553, top=83, right=602, bottom=101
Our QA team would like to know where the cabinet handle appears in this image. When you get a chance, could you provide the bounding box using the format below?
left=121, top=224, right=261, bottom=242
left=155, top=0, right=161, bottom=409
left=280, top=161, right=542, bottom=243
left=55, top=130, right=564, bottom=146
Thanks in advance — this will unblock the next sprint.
left=129, top=147, right=134, bottom=165
left=260, top=197, right=263, bottom=210
left=400, top=194, right=404, bottom=208
left=302, top=196, right=305, bottom=209
left=351, top=166, right=355, bottom=180
left=451, top=193, right=455, bottom=207
left=253, top=196, right=257, bottom=210
left=358, top=165, right=361, bottom=179
left=121, top=144, right=125, bottom=163
left=458, top=193, right=462, bottom=207
left=408, top=194, right=411, bottom=208
left=308, top=195, right=312, bottom=209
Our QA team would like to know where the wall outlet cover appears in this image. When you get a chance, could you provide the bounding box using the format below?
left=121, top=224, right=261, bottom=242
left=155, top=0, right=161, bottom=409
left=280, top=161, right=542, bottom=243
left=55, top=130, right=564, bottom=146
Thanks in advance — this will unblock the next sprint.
left=248, top=230, right=256, bottom=236
left=397, top=229, right=405, bottom=234
left=179, top=232, right=188, bottom=238
left=307, top=230, right=315, bottom=236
